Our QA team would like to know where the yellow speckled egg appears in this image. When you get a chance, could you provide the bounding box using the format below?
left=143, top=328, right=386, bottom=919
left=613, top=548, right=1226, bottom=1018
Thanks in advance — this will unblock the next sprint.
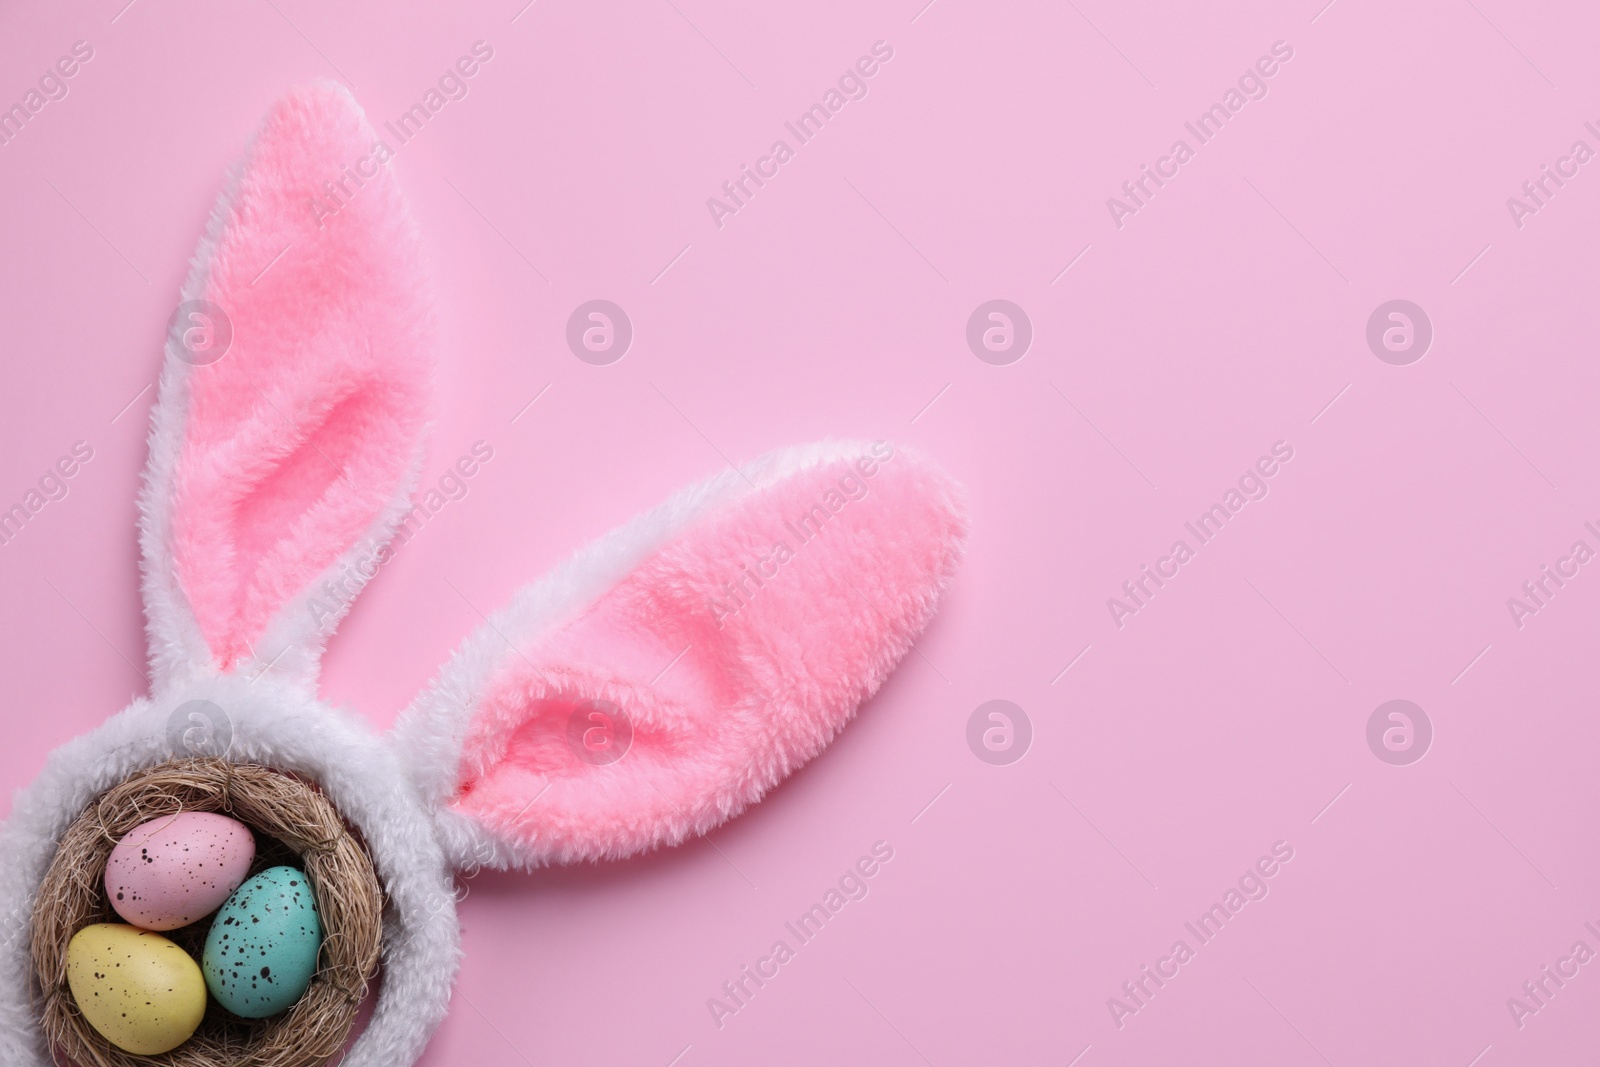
left=66, top=923, right=206, bottom=1055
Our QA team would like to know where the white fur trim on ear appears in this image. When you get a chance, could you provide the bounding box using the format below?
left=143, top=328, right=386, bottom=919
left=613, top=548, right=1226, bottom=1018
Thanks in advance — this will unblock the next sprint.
left=137, top=160, right=240, bottom=690
left=391, top=439, right=874, bottom=870
left=0, top=677, right=459, bottom=1067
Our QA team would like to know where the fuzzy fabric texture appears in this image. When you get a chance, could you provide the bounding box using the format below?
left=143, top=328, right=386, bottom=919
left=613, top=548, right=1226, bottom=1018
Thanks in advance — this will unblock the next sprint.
left=162, top=80, right=431, bottom=679
left=394, top=441, right=968, bottom=869
left=0, top=80, right=970, bottom=1067
left=0, top=677, right=460, bottom=1067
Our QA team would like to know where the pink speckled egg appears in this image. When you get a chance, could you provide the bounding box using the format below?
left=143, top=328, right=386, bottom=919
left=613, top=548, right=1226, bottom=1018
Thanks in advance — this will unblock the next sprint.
left=105, top=812, right=255, bottom=930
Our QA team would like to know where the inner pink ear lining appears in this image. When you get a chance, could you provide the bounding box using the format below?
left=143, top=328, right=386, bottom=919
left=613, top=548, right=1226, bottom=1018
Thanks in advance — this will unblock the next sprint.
left=457, top=668, right=698, bottom=788
left=229, top=390, right=380, bottom=567
left=174, top=376, right=424, bottom=669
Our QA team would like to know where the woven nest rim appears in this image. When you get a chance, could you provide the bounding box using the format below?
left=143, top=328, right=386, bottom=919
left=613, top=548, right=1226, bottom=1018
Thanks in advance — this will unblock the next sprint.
left=29, top=758, right=383, bottom=1067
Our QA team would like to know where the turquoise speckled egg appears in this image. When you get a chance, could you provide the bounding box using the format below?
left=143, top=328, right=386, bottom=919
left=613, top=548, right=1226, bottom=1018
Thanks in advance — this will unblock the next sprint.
left=201, top=866, right=322, bottom=1018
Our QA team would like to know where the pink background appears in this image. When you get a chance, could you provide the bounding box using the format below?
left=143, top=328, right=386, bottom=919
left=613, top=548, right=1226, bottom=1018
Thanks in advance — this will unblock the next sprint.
left=2, top=0, right=1598, bottom=1063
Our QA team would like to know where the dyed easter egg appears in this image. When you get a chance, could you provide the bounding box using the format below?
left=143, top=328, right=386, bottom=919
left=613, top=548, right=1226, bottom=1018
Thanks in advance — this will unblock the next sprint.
left=106, top=811, right=255, bottom=930
left=67, top=923, right=206, bottom=1055
left=202, top=866, right=322, bottom=1018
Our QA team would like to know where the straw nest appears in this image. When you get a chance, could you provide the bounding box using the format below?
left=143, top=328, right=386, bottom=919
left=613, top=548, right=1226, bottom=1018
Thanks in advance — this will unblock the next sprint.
left=30, top=758, right=383, bottom=1067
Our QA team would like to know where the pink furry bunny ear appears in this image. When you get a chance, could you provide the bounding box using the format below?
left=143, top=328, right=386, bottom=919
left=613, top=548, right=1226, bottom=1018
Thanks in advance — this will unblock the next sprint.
left=395, top=442, right=967, bottom=870
left=141, top=82, right=431, bottom=687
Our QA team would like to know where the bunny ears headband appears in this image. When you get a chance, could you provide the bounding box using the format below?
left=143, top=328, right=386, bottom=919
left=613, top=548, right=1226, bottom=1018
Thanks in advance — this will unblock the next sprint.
left=0, top=82, right=966, bottom=1066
